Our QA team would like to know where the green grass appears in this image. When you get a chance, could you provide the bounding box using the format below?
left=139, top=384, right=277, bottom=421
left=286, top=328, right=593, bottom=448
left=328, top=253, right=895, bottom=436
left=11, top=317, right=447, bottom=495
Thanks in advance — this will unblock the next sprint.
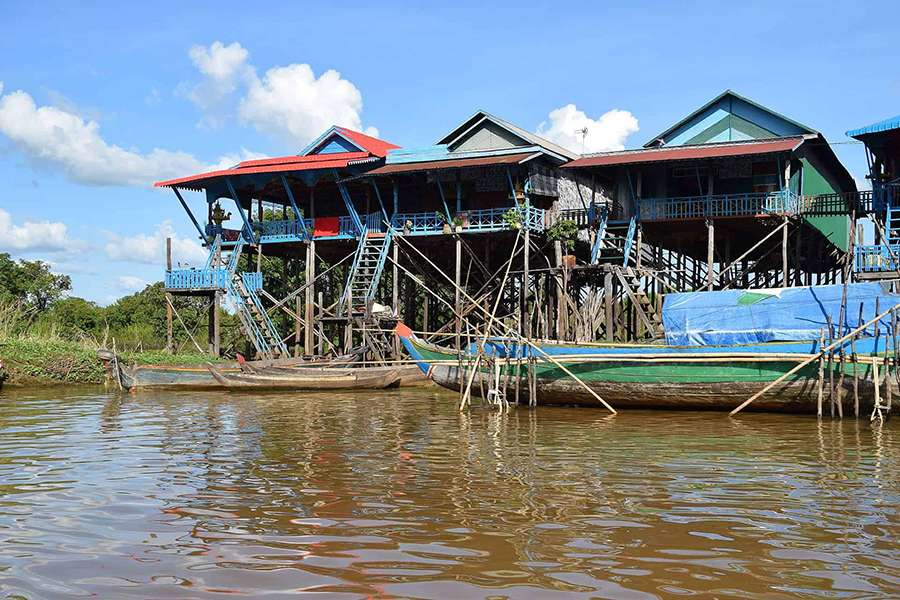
left=0, top=336, right=224, bottom=386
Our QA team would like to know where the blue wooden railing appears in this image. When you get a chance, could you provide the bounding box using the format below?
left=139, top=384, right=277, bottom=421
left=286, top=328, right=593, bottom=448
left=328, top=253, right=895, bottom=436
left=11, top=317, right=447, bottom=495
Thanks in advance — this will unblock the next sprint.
left=390, top=206, right=546, bottom=234
left=165, top=267, right=231, bottom=290
left=257, top=219, right=310, bottom=242
left=855, top=244, right=900, bottom=273
left=640, top=190, right=800, bottom=221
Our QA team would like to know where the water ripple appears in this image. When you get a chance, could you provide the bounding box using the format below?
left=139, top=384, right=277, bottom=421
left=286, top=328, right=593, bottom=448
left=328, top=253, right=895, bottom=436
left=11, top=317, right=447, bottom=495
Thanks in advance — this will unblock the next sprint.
left=0, top=387, right=897, bottom=598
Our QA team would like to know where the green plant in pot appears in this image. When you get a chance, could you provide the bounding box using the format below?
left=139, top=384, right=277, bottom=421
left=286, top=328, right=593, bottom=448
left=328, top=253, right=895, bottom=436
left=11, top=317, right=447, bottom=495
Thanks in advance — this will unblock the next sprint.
left=502, top=208, right=523, bottom=230
left=547, top=218, right=578, bottom=266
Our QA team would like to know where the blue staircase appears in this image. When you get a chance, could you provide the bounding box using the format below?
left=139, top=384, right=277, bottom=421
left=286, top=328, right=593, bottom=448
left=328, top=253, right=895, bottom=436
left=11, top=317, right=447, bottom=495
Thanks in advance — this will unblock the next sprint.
left=220, top=239, right=288, bottom=358
left=341, top=228, right=393, bottom=316
left=591, top=214, right=637, bottom=267
left=885, top=195, right=900, bottom=247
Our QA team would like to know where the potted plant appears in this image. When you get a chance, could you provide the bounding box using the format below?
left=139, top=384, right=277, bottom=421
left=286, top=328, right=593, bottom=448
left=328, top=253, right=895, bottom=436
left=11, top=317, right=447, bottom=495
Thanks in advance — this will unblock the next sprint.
left=502, top=208, right=523, bottom=230
left=452, top=215, right=464, bottom=232
left=547, top=219, right=578, bottom=268
left=404, top=219, right=413, bottom=234
left=437, top=211, right=452, bottom=234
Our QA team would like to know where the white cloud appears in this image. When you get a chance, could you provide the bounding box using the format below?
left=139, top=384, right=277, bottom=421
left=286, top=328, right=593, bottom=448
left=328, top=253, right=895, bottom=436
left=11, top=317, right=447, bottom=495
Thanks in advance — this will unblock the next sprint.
left=0, top=82, right=257, bottom=187
left=117, top=275, right=148, bottom=293
left=537, top=104, right=639, bottom=154
left=185, top=41, right=377, bottom=147
left=0, top=208, right=83, bottom=253
left=105, top=221, right=207, bottom=266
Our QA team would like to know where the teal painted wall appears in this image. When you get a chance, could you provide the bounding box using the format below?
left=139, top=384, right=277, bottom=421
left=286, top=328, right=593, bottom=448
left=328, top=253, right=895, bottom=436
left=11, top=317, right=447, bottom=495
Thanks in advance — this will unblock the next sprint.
left=802, top=158, right=849, bottom=251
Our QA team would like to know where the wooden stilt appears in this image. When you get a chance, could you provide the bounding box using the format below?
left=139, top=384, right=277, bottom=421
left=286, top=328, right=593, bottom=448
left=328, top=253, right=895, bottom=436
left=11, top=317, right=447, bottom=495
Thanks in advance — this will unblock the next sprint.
left=817, top=330, right=825, bottom=418
left=707, top=218, right=715, bottom=291
left=166, top=237, right=174, bottom=354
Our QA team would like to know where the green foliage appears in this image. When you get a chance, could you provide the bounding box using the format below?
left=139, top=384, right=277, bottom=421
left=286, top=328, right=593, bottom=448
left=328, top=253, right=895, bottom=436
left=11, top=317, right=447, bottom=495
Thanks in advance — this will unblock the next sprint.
left=546, top=219, right=579, bottom=252
left=0, top=253, right=71, bottom=313
left=502, top=208, right=523, bottom=229
left=0, top=337, right=106, bottom=384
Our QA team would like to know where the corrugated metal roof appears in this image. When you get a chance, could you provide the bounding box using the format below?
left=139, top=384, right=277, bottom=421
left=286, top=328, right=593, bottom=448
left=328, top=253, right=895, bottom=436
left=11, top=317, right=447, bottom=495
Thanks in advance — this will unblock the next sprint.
left=364, top=152, right=539, bottom=176
left=847, top=115, right=900, bottom=139
left=436, top=110, right=578, bottom=160
left=154, top=152, right=371, bottom=188
left=563, top=137, right=803, bottom=169
left=334, top=126, right=399, bottom=157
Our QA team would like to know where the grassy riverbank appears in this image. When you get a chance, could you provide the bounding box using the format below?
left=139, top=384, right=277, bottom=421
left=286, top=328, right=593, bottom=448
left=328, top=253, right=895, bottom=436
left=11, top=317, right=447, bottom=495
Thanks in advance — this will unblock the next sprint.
left=0, top=336, right=217, bottom=386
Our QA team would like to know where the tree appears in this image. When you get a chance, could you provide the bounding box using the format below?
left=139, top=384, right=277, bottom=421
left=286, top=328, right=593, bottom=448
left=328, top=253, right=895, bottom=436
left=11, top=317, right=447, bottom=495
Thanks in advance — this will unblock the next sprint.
left=0, top=253, right=71, bottom=312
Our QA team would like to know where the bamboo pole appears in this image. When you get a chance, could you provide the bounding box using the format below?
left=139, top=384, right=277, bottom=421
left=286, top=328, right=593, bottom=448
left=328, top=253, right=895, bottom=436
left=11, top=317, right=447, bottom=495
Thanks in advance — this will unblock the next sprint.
left=393, top=232, right=617, bottom=414
left=817, top=330, right=825, bottom=418
left=827, top=316, right=835, bottom=418
left=732, top=301, right=900, bottom=415
left=872, top=360, right=881, bottom=421
left=459, top=230, right=521, bottom=411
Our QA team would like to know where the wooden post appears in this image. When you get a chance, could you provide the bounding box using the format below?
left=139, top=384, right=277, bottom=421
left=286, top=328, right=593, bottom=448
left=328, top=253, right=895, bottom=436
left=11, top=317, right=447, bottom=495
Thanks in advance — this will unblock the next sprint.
left=706, top=218, right=715, bottom=291
left=817, top=330, right=825, bottom=418
left=604, top=270, right=613, bottom=342
left=304, top=240, right=315, bottom=355
left=827, top=315, right=835, bottom=417
left=208, top=291, right=220, bottom=357
left=455, top=236, right=462, bottom=396
left=295, top=295, right=302, bottom=357
left=317, top=291, right=324, bottom=355
left=782, top=216, right=789, bottom=286
left=393, top=242, right=400, bottom=357
left=165, top=237, right=174, bottom=354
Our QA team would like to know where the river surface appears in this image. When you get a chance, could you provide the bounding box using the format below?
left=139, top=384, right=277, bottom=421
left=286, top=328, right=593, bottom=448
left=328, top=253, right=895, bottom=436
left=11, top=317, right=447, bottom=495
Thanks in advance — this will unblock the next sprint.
left=0, top=386, right=898, bottom=599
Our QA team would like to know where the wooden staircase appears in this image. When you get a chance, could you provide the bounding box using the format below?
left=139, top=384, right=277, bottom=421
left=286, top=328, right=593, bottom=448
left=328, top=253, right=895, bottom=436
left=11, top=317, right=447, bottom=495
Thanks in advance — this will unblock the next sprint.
left=342, top=229, right=393, bottom=316
left=613, top=265, right=664, bottom=339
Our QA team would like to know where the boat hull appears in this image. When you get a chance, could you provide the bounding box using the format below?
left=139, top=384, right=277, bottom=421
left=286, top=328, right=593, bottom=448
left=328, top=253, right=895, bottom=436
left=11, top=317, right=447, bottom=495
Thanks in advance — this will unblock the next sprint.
left=207, top=364, right=401, bottom=391
left=396, top=325, right=897, bottom=413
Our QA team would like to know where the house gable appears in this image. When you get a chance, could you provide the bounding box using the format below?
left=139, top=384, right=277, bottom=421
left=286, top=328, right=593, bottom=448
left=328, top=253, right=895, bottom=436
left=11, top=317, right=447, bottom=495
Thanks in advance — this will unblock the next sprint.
left=437, top=110, right=578, bottom=160
left=645, top=91, right=817, bottom=148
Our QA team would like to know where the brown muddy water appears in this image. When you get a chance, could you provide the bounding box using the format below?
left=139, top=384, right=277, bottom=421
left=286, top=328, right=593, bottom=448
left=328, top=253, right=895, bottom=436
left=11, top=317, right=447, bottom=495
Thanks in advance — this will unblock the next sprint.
left=0, top=386, right=898, bottom=599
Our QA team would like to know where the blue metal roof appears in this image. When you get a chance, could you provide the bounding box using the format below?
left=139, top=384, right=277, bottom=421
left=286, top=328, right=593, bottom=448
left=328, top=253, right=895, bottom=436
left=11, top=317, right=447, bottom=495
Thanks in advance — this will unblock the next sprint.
left=847, top=115, right=900, bottom=139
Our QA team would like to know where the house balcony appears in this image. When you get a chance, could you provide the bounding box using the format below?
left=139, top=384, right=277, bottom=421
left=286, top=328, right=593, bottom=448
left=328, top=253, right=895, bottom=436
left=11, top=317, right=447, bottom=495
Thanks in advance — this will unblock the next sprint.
left=855, top=244, right=900, bottom=274
left=165, top=268, right=262, bottom=292
left=206, top=215, right=360, bottom=245
left=639, top=190, right=800, bottom=221
left=390, top=206, right=546, bottom=235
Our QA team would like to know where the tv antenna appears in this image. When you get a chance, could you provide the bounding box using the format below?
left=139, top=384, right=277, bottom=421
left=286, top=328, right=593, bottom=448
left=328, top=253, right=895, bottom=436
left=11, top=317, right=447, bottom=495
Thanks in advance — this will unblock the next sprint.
left=575, top=126, right=588, bottom=153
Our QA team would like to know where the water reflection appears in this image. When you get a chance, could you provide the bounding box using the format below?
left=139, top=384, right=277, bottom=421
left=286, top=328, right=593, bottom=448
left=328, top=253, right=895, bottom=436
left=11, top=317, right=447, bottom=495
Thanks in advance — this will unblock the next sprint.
left=0, top=386, right=897, bottom=598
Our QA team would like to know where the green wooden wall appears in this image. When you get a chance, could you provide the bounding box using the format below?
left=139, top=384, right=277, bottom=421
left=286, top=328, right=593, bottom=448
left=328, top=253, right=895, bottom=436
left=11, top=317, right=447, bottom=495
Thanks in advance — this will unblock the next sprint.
left=802, top=158, right=849, bottom=251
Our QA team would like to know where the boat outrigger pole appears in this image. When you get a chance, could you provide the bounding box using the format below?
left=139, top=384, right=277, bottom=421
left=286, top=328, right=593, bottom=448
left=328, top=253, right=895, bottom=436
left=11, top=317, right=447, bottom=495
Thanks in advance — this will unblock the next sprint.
left=731, top=300, right=900, bottom=416
left=391, top=231, right=617, bottom=414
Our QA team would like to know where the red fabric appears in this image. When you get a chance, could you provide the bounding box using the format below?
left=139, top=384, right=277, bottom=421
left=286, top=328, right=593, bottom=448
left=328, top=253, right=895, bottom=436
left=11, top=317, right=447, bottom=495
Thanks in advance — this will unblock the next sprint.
left=313, top=217, right=340, bottom=237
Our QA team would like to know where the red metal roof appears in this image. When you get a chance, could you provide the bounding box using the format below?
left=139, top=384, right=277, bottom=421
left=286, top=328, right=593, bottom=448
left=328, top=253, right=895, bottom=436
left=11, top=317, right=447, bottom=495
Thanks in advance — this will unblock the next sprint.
left=154, top=126, right=399, bottom=189
left=154, top=152, right=373, bottom=189
left=563, top=138, right=804, bottom=169
left=365, top=152, right=539, bottom=176
left=333, top=126, right=399, bottom=157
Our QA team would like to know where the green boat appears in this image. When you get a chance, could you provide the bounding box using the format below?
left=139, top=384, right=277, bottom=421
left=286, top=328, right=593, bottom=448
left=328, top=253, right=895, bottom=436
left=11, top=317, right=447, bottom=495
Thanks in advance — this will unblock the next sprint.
left=396, top=324, right=898, bottom=413
left=396, top=282, right=900, bottom=413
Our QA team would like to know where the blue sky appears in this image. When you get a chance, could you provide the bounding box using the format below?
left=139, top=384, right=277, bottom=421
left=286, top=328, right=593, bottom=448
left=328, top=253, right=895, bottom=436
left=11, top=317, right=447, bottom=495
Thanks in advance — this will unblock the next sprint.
left=1, top=1, right=897, bottom=304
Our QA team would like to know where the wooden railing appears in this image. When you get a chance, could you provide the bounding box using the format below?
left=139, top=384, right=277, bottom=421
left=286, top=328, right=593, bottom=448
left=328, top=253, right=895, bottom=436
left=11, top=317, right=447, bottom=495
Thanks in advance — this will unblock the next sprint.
left=640, top=191, right=799, bottom=221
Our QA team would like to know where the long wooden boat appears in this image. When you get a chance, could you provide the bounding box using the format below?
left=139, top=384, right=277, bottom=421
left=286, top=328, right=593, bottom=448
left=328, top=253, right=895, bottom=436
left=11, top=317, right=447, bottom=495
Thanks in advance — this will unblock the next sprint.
left=207, top=364, right=401, bottom=390
left=97, top=349, right=364, bottom=391
left=395, top=324, right=898, bottom=413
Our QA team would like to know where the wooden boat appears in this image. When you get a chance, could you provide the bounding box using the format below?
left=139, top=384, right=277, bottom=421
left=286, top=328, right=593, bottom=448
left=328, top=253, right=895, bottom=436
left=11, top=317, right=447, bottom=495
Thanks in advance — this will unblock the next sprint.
left=97, top=348, right=364, bottom=391
left=207, top=364, right=401, bottom=390
left=395, top=323, right=898, bottom=413
left=245, top=363, right=430, bottom=387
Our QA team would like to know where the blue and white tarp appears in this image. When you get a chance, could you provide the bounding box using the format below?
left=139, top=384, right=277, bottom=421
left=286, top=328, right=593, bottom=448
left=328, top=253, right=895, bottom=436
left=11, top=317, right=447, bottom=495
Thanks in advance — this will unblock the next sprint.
left=662, top=283, right=900, bottom=346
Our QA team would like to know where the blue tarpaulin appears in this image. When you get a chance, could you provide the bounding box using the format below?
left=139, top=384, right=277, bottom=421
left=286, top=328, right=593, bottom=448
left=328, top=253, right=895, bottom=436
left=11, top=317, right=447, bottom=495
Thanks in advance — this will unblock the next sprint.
left=662, top=283, right=900, bottom=346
